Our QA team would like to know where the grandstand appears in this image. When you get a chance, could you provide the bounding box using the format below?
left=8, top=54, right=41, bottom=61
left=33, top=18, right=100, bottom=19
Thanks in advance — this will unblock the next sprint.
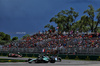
left=1, top=31, right=100, bottom=55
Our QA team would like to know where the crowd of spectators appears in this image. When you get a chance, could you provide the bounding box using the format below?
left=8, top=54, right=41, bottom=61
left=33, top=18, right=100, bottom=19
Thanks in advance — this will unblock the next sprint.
left=2, top=30, right=100, bottom=54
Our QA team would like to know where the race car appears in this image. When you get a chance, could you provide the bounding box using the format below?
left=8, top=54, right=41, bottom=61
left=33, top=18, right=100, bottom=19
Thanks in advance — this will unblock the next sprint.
left=27, top=55, right=55, bottom=63
left=8, top=53, right=22, bottom=58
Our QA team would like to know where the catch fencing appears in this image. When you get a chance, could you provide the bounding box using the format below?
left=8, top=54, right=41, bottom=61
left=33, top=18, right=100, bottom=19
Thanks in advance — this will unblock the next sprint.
left=0, top=47, right=100, bottom=55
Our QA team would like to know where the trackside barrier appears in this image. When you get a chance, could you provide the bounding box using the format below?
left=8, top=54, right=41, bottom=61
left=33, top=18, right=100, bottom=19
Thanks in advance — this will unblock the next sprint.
left=58, top=54, right=66, bottom=59
left=34, top=54, right=39, bottom=57
left=0, top=53, right=39, bottom=57
left=78, top=55, right=87, bottom=60
left=0, top=53, right=100, bottom=61
left=21, top=54, right=26, bottom=57
left=2, top=48, right=100, bottom=55
left=0, top=53, right=8, bottom=56
left=21, top=53, right=39, bottom=57
left=26, top=53, right=33, bottom=57
left=2, top=53, right=7, bottom=56
left=58, top=55, right=100, bottom=61
left=67, top=55, right=76, bottom=59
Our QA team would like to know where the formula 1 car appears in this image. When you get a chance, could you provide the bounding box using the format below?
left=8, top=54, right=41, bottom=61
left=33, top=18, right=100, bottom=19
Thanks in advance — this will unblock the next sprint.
left=28, top=55, right=55, bottom=63
left=8, top=53, right=22, bottom=58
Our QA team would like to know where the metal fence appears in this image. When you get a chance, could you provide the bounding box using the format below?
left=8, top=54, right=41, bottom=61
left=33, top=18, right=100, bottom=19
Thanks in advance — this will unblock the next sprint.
left=1, top=47, right=100, bottom=55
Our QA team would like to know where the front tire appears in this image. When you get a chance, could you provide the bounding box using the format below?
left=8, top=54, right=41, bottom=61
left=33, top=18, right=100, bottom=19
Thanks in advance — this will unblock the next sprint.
left=58, top=58, right=61, bottom=62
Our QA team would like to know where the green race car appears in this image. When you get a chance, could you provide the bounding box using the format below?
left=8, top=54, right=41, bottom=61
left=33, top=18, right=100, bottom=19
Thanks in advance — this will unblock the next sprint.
left=28, top=55, right=55, bottom=63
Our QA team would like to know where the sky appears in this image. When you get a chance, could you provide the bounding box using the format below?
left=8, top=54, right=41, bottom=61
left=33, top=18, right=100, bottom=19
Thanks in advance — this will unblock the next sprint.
left=0, top=0, right=100, bottom=39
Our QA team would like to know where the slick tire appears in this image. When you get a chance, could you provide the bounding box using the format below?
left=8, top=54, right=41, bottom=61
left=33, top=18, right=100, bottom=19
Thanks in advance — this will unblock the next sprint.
left=59, top=58, right=61, bottom=62
left=28, top=62, right=32, bottom=64
left=50, top=60, right=55, bottom=63
left=27, top=59, right=32, bottom=62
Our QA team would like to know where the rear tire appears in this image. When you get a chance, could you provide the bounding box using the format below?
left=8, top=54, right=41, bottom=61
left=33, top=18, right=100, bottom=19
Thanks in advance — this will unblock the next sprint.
left=28, top=59, right=32, bottom=63
left=50, top=60, right=55, bottom=63
left=28, top=62, right=32, bottom=64
left=27, top=59, right=32, bottom=62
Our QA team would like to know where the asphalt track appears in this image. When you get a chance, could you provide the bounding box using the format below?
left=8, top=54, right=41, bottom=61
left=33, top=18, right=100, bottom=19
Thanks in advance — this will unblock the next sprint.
left=0, top=56, right=100, bottom=66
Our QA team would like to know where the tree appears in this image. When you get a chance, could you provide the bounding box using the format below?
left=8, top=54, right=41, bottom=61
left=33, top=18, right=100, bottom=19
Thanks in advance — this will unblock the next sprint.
left=22, top=34, right=30, bottom=39
left=50, top=7, right=78, bottom=32
left=0, top=32, right=11, bottom=40
left=84, top=5, right=95, bottom=32
left=45, top=5, right=100, bottom=33
left=3, top=34, right=10, bottom=40
left=83, top=5, right=100, bottom=32
left=0, top=32, right=11, bottom=45
left=72, top=15, right=90, bottom=32
left=44, top=24, right=55, bottom=32
left=44, top=24, right=51, bottom=29
left=12, top=37, right=18, bottom=41
left=0, top=40, right=7, bottom=45
left=0, top=32, right=6, bottom=40
left=94, top=8, right=100, bottom=32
